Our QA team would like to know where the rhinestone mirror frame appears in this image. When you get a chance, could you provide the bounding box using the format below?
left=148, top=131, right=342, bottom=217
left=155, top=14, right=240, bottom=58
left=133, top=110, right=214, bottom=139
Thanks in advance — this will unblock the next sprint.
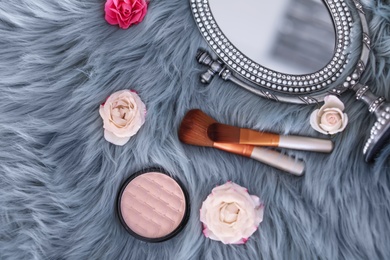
left=191, top=0, right=390, bottom=162
left=191, top=0, right=369, bottom=104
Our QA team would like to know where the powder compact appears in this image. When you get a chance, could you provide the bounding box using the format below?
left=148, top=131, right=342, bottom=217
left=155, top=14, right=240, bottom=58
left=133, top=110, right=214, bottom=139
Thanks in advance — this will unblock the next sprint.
left=117, top=167, right=190, bottom=242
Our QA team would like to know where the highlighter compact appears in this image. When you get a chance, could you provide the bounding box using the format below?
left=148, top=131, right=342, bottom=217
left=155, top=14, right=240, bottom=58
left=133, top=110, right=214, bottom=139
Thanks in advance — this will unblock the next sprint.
left=117, top=168, right=190, bottom=242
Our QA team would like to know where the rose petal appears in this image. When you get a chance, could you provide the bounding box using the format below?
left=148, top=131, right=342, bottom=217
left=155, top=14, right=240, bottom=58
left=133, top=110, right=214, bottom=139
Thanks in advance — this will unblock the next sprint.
left=117, top=18, right=131, bottom=29
left=319, top=121, right=342, bottom=132
left=250, top=195, right=261, bottom=207
left=105, top=13, right=119, bottom=25
left=202, top=227, right=210, bottom=238
left=99, top=105, right=107, bottom=119
left=219, top=236, right=241, bottom=244
left=320, top=110, right=342, bottom=126
left=112, top=0, right=120, bottom=7
left=322, top=95, right=345, bottom=111
left=104, top=130, right=131, bottom=146
left=234, top=238, right=248, bottom=245
left=231, top=182, right=249, bottom=193
left=328, top=113, right=348, bottom=134
left=255, top=204, right=265, bottom=224
left=212, top=181, right=233, bottom=192
left=206, top=230, right=220, bottom=241
left=220, top=203, right=240, bottom=223
left=319, top=110, right=343, bottom=132
left=310, top=109, right=329, bottom=134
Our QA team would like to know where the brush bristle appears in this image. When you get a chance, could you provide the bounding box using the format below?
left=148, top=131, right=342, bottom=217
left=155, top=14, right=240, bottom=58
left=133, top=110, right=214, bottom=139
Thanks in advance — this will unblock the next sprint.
left=178, top=109, right=216, bottom=147
left=207, top=123, right=241, bottom=143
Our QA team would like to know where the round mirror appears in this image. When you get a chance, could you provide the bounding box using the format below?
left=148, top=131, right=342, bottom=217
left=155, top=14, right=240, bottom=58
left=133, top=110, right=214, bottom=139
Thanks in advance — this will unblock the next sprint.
left=209, top=0, right=336, bottom=75
left=191, top=0, right=390, bottom=162
left=191, top=0, right=362, bottom=104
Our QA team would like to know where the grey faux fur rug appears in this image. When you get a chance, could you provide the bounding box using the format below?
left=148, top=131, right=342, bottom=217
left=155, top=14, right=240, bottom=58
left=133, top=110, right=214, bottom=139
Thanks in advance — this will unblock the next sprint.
left=1, top=0, right=390, bottom=259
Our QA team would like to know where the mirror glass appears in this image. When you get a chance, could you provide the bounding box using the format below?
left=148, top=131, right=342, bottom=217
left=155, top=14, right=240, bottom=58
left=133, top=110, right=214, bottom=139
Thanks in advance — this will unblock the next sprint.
left=209, top=0, right=336, bottom=75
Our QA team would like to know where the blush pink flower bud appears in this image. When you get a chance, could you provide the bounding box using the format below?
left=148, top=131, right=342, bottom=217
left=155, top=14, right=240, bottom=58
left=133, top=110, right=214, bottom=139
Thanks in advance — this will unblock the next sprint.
left=104, top=0, right=148, bottom=29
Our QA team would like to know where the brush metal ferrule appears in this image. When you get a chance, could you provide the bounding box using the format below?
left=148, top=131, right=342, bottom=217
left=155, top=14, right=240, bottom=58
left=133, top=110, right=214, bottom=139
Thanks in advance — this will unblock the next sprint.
left=239, top=129, right=280, bottom=146
left=213, top=143, right=254, bottom=157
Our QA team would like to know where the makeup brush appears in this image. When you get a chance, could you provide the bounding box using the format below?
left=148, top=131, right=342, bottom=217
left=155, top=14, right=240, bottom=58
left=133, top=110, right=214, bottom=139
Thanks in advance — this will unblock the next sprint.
left=178, top=109, right=305, bottom=176
left=208, top=123, right=333, bottom=153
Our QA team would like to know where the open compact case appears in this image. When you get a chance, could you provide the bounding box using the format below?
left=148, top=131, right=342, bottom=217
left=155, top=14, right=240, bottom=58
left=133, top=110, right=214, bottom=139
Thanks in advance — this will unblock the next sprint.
left=189, top=0, right=390, bottom=162
left=117, top=168, right=190, bottom=242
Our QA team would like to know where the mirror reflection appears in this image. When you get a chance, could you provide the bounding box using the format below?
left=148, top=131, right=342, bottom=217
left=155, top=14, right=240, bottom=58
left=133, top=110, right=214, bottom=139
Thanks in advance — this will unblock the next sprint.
left=209, top=0, right=336, bottom=75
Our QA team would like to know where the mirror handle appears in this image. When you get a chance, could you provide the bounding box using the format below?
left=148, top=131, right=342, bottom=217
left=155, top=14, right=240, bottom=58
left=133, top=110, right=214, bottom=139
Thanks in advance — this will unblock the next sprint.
left=196, top=49, right=224, bottom=84
left=355, top=83, right=390, bottom=162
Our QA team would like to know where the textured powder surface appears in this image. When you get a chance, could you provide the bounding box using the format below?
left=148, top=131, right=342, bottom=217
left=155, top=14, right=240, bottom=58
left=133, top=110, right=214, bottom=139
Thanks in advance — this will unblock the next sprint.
left=120, top=172, right=186, bottom=238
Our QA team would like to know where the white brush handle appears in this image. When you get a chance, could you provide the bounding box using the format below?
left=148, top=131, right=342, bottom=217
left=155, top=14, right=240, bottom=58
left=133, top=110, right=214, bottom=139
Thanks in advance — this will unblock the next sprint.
left=250, top=147, right=305, bottom=176
left=279, top=136, right=333, bottom=153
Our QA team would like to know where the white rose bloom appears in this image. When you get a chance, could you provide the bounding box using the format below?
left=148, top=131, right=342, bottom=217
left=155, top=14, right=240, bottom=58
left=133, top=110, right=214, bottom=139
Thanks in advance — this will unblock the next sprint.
left=99, top=90, right=146, bottom=146
left=200, top=182, right=264, bottom=244
left=310, top=95, right=348, bottom=135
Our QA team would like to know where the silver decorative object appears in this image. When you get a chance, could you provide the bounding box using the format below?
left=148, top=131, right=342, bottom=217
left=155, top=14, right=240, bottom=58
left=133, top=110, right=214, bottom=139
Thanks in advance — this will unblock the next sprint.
left=190, top=0, right=390, bottom=162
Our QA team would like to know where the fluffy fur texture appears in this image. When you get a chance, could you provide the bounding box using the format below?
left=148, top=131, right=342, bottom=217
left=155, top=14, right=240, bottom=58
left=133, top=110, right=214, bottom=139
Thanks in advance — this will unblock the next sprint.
left=1, top=0, right=390, bottom=259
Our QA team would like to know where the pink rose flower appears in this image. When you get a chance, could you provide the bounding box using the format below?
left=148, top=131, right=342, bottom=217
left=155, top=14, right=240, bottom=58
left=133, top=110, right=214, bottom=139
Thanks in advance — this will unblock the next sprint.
left=200, top=182, right=264, bottom=244
left=99, top=90, right=146, bottom=146
left=310, top=95, right=348, bottom=135
left=104, top=0, right=148, bottom=29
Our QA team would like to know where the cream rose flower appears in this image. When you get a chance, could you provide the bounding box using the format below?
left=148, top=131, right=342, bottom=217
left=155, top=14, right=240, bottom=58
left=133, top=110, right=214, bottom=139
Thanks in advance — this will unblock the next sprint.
left=310, top=95, right=348, bottom=135
left=99, top=90, right=146, bottom=146
left=200, top=181, right=264, bottom=244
